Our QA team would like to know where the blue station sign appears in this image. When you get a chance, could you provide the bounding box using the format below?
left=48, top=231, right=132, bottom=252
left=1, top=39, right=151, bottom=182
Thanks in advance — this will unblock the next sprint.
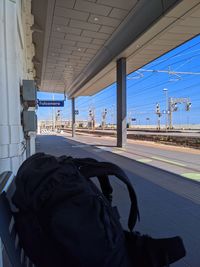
left=37, top=100, right=64, bottom=107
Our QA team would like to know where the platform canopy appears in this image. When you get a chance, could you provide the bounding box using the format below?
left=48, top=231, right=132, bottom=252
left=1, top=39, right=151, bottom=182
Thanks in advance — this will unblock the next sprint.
left=32, top=0, right=200, bottom=98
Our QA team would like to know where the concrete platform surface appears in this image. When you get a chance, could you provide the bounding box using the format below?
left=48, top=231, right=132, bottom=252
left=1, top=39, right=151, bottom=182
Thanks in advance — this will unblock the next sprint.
left=36, top=134, right=200, bottom=267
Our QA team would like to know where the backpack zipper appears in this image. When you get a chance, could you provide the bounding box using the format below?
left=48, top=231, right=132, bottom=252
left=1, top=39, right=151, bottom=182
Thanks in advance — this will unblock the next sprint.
left=97, top=194, right=121, bottom=247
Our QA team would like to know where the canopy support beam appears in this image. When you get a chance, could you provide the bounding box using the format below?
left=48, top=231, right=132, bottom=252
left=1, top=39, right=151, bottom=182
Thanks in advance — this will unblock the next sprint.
left=117, top=58, right=127, bottom=148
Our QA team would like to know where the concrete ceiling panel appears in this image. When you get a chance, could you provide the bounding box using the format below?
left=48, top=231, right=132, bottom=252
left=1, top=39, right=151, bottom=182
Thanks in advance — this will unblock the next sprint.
left=51, top=31, right=65, bottom=39
left=53, top=16, right=70, bottom=25
left=76, top=42, right=101, bottom=49
left=82, top=30, right=110, bottom=40
left=49, top=42, right=62, bottom=49
left=137, top=50, right=163, bottom=56
left=46, top=58, right=57, bottom=63
left=62, top=45, right=86, bottom=52
left=80, top=55, right=93, bottom=61
left=160, top=32, right=194, bottom=41
left=53, top=39, right=76, bottom=46
left=49, top=49, right=72, bottom=55
left=144, top=44, right=175, bottom=51
left=118, top=15, right=177, bottom=58
left=88, top=14, right=121, bottom=27
left=44, top=74, right=52, bottom=79
left=109, top=7, right=128, bottom=19
left=99, top=25, right=115, bottom=34
left=92, top=39, right=106, bottom=45
left=74, top=0, right=112, bottom=16
left=153, top=39, right=185, bottom=46
left=85, top=48, right=98, bottom=55
left=32, top=0, right=200, bottom=95
left=97, top=0, right=137, bottom=10
left=65, top=33, right=92, bottom=43
left=56, top=0, right=76, bottom=9
left=65, top=54, right=81, bottom=60
left=178, top=17, right=200, bottom=27
left=71, top=51, right=89, bottom=56
left=169, top=25, right=200, bottom=34
left=53, top=25, right=82, bottom=35
left=55, top=7, right=89, bottom=21
left=69, top=19, right=100, bottom=31
left=165, top=1, right=200, bottom=18
left=190, top=6, right=200, bottom=17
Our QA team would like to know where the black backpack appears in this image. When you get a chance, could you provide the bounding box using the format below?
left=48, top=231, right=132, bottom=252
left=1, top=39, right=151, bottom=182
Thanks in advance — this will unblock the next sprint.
left=12, top=153, right=139, bottom=267
left=12, top=153, right=186, bottom=267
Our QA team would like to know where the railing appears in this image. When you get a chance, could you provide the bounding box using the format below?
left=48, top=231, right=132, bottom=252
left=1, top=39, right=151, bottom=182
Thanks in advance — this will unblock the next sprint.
left=0, top=171, right=35, bottom=267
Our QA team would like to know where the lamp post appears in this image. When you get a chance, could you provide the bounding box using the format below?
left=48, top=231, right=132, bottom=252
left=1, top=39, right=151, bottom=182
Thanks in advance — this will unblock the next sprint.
left=163, top=88, right=168, bottom=130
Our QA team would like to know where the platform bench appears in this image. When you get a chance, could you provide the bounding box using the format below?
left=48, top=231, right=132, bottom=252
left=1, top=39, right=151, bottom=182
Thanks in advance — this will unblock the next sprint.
left=0, top=171, right=36, bottom=267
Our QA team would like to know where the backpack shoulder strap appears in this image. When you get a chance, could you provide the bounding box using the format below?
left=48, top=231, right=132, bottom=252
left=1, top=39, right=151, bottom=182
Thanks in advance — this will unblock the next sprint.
left=72, top=158, right=113, bottom=203
left=77, top=160, right=140, bottom=232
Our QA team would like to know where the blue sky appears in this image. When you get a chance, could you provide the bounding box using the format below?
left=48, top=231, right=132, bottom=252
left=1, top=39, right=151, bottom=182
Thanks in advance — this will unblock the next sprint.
left=37, top=34, right=200, bottom=126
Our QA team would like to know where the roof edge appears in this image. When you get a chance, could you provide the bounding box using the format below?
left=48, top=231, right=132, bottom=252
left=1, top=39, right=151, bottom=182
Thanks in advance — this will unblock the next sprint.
left=67, top=0, right=181, bottom=98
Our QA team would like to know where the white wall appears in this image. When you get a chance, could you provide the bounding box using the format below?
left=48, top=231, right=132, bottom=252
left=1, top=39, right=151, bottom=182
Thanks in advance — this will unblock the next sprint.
left=0, top=0, right=36, bottom=265
left=0, top=0, right=35, bottom=174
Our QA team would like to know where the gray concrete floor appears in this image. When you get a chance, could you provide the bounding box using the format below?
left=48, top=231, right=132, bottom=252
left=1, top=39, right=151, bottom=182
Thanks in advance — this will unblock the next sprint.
left=36, top=134, right=200, bottom=267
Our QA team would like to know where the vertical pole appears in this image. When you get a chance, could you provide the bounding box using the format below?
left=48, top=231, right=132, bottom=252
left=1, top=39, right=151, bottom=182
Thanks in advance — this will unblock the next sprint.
left=72, top=97, right=75, bottom=137
left=169, top=97, right=173, bottom=129
left=158, top=115, right=161, bottom=130
left=117, top=58, right=127, bottom=147
left=92, top=107, right=95, bottom=131
left=52, top=93, right=55, bottom=131
left=111, top=104, right=114, bottom=128
left=163, top=88, right=168, bottom=130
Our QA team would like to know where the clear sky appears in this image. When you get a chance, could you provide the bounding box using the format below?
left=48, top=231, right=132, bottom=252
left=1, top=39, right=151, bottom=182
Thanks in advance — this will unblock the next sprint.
left=37, top=34, right=200, bottom=126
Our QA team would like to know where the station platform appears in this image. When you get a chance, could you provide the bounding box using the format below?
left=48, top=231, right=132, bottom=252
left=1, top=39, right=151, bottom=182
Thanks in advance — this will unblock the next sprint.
left=36, top=133, right=200, bottom=267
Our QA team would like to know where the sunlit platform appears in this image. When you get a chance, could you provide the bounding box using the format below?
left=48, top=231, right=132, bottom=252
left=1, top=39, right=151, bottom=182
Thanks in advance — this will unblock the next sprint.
left=36, top=134, right=200, bottom=267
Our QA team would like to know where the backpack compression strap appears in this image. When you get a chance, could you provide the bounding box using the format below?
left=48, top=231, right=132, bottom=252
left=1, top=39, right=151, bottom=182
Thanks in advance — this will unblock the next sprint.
left=72, top=158, right=113, bottom=203
left=79, top=161, right=140, bottom=232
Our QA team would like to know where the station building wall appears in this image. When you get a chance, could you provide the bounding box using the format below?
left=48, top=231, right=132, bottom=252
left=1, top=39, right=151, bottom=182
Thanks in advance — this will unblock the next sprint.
left=0, top=0, right=35, bottom=174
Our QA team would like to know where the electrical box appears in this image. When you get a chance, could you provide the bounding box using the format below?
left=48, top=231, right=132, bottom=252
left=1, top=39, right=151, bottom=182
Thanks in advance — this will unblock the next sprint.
left=23, top=111, right=37, bottom=132
left=22, top=80, right=37, bottom=101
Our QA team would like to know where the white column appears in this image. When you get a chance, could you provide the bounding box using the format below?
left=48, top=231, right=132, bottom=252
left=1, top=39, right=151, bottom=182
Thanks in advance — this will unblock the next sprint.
left=0, top=0, right=25, bottom=174
left=0, top=0, right=10, bottom=173
left=0, top=2, right=5, bottom=257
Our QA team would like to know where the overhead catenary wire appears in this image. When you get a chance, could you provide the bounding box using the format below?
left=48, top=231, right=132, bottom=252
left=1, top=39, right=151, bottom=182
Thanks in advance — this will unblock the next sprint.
left=127, top=53, right=200, bottom=93
left=127, top=46, right=200, bottom=92
left=72, top=37, right=200, bottom=124
left=76, top=55, right=200, bottom=111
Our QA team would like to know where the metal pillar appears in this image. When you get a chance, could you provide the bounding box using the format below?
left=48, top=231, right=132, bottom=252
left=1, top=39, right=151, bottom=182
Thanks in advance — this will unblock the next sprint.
left=168, top=97, right=173, bottom=129
left=72, top=98, right=76, bottom=137
left=117, top=58, right=127, bottom=147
